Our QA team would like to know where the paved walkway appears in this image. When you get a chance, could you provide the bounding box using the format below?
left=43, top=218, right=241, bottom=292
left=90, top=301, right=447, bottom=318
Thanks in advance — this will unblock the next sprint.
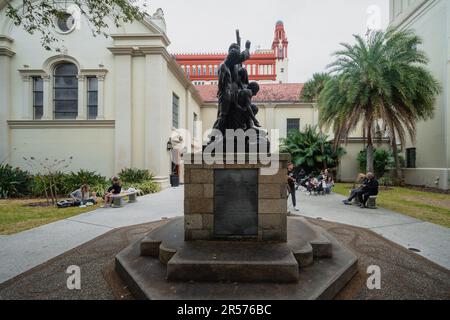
left=1, top=185, right=449, bottom=284
left=291, top=189, right=450, bottom=270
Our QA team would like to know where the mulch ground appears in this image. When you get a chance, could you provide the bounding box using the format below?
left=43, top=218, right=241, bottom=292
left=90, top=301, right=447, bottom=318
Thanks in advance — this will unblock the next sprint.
left=0, top=218, right=449, bottom=300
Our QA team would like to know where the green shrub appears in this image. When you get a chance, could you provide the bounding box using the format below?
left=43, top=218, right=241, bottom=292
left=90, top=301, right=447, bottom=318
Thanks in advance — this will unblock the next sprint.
left=31, top=170, right=108, bottom=198
left=119, top=168, right=153, bottom=183
left=64, top=170, right=108, bottom=193
left=31, top=172, right=70, bottom=197
left=0, top=164, right=32, bottom=198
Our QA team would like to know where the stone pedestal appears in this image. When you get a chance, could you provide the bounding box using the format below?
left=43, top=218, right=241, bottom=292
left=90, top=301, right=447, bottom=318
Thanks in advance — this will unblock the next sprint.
left=183, top=153, right=290, bottom=242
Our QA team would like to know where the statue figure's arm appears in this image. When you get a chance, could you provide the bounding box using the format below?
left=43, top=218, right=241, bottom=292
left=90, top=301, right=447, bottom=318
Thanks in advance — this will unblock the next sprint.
left=240, top=40, right=251, bottom=63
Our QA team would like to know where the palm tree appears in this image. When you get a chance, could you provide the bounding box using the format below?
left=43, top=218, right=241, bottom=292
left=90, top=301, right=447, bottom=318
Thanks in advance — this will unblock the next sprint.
left=319, top=28, right=440, bottom=176
left=301, top=73, right=332, bottom=102
left=301, top=73, right=332, bottom=168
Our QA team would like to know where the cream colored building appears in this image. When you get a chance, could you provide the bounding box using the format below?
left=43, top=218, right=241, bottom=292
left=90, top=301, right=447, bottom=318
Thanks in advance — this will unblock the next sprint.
left=390, top=0, right=450, bottom=190
left=0, top=1, right=203, bottom=188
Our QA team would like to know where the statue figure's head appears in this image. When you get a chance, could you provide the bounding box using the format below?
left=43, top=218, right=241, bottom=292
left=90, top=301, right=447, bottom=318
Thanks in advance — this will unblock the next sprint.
left=226, top=43, right=241, bottom=65
left=248, top=82, right=260, bottom=96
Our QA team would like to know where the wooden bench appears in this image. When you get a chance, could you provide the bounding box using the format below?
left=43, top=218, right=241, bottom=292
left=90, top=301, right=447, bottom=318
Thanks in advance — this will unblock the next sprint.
left=110, top=191, right=138, bottom=208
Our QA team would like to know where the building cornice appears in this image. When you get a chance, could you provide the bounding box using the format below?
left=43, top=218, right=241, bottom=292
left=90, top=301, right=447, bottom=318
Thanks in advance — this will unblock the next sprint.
left=79, top=69, right=108, bottom=78
left=8, top=120, right=115, bottom=129
left=390, top=0, right=438, bottom=29
left=0, top=47, right=15, bottom=57
left=110, top=33, right=170, bottom=47
left=0, top=35, right=13, bottom=43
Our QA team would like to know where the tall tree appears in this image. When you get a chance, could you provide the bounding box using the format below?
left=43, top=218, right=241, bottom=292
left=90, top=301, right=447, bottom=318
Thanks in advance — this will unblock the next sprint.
left=300, top=72, right=331, bottom=103
left=319, top=28, right=440, bottom=176
left=4, top=0, right=148, bottom=50
left=301, top=72, right=332, bottom=168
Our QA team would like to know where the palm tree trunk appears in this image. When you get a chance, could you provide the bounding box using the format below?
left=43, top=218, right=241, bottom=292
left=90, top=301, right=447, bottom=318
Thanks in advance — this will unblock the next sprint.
left=366, top=126, right=375, bottom=173
left=319, top=127, right=328, bottom=170
left=391, top=134, right=403, bottom=181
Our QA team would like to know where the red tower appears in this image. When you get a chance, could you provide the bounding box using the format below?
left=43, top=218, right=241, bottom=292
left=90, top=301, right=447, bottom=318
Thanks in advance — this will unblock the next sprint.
left=272, top=20, right=288, bottom=60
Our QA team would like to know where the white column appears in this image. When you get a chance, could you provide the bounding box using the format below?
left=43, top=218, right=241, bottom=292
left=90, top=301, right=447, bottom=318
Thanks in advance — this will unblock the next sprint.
left=0, top=55, right=12, bottom=162
left=96, top=75, right=105, bottom=120
left=114, top=54, right=132, bottom=172
left=42, top=75, right=52, bottom=120
left=22, top=75, right=32, bottom=120
left=144, top=53, right=170, bottom=181
left=76, top=75, right=86, bottom=120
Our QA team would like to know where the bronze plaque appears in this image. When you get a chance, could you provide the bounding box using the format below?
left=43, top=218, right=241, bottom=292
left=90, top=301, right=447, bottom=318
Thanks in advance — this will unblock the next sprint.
left=214, top=169, right=258, bottom=236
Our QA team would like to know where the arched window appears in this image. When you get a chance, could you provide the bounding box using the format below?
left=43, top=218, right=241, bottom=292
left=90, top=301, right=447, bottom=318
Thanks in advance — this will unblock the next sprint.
left=54, top=63, right=78, bottom=119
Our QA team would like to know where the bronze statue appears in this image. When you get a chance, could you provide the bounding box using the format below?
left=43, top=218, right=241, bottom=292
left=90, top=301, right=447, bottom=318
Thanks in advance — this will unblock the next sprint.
left=209, top=30, right=269, bottom=152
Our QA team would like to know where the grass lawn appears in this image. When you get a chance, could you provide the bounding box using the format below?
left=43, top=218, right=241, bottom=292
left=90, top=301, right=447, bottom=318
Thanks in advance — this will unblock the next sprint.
left=334, top=183, right=450, bottom=228
left=0, top=199, right=101, bottom=235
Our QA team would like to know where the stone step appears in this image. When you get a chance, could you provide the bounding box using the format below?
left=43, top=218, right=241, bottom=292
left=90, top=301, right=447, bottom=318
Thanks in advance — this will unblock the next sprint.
left=166, top=241, right=299, bottom=283
left=287, top=217, right=332, bottom=266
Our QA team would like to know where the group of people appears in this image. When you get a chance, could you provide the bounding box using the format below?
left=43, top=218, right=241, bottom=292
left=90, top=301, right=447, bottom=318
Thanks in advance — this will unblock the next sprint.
left=287, top=164, right=380, bottom=211
left=287, top=163, right=336, bottom=212
left=301, top=169, right=335, bottom=196
left=68, top=176, right=123, bottom=208
left=342, top=172, right=379, bottom=208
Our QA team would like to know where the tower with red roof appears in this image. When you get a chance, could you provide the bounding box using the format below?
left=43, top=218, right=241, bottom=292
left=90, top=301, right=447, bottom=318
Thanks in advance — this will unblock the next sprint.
left=272, top=20, right=289, bottom=83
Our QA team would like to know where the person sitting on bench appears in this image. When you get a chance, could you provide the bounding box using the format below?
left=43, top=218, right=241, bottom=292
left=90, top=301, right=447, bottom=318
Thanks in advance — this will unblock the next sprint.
left=343, top=173, right=368, bottom=205
left=359, top=172, right=379, bottom=209
left=102, top=176, right=122, bottom=208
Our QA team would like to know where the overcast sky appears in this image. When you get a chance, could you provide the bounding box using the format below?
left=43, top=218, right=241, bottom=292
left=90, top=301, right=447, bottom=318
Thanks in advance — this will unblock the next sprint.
left=145, top=0, right=390, bottom=82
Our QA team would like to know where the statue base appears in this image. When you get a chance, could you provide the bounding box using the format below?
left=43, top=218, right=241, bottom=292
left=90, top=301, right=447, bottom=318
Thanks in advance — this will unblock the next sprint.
left=183, top=153, right=289, bottom=242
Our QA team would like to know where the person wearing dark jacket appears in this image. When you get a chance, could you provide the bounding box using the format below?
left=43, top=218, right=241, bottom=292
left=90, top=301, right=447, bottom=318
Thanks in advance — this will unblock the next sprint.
left=287, top=162, right=299, bottom=212
left=359, top=172, right=379, bottom=208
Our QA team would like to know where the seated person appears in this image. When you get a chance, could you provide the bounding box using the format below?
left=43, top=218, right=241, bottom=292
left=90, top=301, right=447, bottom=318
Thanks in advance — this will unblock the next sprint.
left=359, top=172, right=379, bottom=208
left=70, top=184, right=97, bottom=205
left=308, top=176, right=320, bottom=194
left=343, top=173, right=368, bottom=205
left=102, top=177, right=122, bottom=208
left=324, top=176, right=335, bottom=194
